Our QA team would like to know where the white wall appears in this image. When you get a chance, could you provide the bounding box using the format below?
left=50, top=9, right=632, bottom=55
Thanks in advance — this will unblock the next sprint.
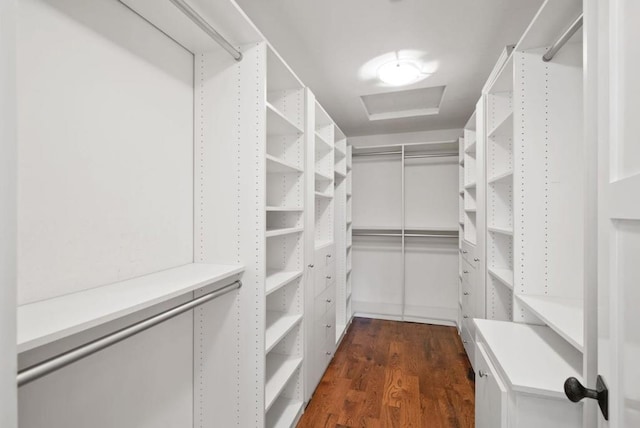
left=0, top=0, right=18, bottom=425
left=349, top=128, right=462, bottom=147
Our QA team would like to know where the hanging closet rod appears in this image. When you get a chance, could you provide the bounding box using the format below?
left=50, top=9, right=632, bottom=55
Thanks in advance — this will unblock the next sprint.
left=542, top=14, right=583, bottom=62
left=353, top=152, right=458, bottom=159
left=17, top=279, right=242, bottom=387
left=404, top=152, right=459, bottom=159
left=168, top=0, right=243, bottom=61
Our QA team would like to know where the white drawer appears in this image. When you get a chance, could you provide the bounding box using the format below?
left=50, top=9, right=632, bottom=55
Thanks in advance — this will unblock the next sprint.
left=475, top=343, right=508, bottom=428
left=314, top=282, right=335, bottom=320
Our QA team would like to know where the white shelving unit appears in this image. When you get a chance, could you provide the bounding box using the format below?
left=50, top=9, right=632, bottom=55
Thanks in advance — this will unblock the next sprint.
left=334, top=126, right=352, bottom=343
left=264, top=46, right=306, bottom=427
left=472, top=2, right=588, bottom=427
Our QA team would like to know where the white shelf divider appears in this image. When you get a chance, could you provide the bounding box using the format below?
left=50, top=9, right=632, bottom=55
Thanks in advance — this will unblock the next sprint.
left=266, top=155, right=303, bottom=174
left=266, top=102, right=304, bottom=135
left=265, top=312, right=303, bottom=353
left=266, top=397, right=303, bottom=428
left=18, top=263, right=244, bottom=353
left=265, top=354, right=303, bottom=412
left=488, top=267, right=514, bottom=290
left=265, top=227, right=304, bottom=238
left=488, top=225, right=514, bottom=236
left=266, top=270, right=303, bottom=296
left=515, top=295, right=584, bottom=351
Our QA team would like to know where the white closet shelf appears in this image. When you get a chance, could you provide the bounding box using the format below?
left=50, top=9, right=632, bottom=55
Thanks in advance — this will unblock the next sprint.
left=266, top=102, right=304, bottom=135
left=265, top=311, right=302, bottom=353
left=459, top=189, right=464, bottom=195
left=465, top=208, right=477, bottom=213
left=488, top=170, right=514, bottom=184
left=315, top=239, right=334, bottom=251
left=475, top=319, right=582, bottom=399
left=464, top=182, right=476, bottom=190
left=315, top=132, right=333, bottom=152
left=266, top=270, right=303, bottom=296
left=516, top=295, right=584, bottom=351
left=488, top=267, right=514, bottom=290
left=464, top=141, right=477, bottom=155
left=266, top=206, right=303, bottom=212
left=315, top=191, right=333, bottom=199
left=488, top=225, right=514, bottom=236
left=314, top=170, right=333, bottom=181
left=265, top=354, right=303, bottom=412
left=334, top=170, right=347, bottom=179
left=346, top=192, right=352, bottom=198
left=488, top=111, right=514, bottom=139
left=266, top=397, right=303, bottom=428
left=335, top=147, right=346, bottom=158
left=265, top=227, right=304, bottom=238
left=459, top=158, right=464, bottom=166
left=266, top=155, right=303, bottom=174
left=18, top=263, right=244, bottom=353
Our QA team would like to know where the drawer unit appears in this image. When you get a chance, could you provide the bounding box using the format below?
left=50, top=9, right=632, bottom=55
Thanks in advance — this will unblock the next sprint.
left=475, top=343, right=508, bottom=428
left=314, top=282, right=335, bottom=320
left=460, top=240, right=476, bottom=266
left=315, top=305, right=336, bottom=344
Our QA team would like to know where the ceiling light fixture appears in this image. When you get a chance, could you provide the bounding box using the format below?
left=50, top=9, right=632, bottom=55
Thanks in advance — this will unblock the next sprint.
left=377, top=60, right=427, bottom=86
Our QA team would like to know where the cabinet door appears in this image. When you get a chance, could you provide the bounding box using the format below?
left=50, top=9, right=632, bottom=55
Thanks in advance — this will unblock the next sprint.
left=476, top=344, right=508, bottom=428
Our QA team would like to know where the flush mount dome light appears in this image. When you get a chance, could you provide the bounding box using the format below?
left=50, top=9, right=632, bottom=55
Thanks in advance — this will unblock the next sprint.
left=377, top=60, right=427, bottom=86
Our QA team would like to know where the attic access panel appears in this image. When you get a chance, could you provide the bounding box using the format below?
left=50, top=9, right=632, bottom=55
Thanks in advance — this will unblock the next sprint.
left=360, top=86, right=446, bottom=121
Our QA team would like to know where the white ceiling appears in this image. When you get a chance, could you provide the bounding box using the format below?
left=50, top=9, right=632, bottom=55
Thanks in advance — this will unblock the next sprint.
left=235, top=0, right=543, bottom=137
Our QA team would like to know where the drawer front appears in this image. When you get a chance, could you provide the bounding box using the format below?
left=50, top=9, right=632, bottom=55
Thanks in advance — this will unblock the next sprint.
left=315, top=306, right=336, bottom=344
left=460, top=240, right=475, bottom=265
left=315, top=282, right=336, bottom=320
left=314, top=265, right=334, bottom=297
left=475, top=343, right=508, bottom=428
left=461, top=323, right=475, bottom=368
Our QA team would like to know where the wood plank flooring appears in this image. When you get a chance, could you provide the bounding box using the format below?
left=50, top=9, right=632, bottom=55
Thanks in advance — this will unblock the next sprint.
left=297, top=317, right=475, bottom=428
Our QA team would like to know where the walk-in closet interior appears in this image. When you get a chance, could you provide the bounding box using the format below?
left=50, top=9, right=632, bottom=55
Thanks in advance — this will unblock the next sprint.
left=1, top=0, right=638, bottom=427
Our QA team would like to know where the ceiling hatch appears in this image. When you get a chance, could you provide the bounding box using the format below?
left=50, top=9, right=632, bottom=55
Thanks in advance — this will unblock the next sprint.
left=360, top=85, right=446, bottom=121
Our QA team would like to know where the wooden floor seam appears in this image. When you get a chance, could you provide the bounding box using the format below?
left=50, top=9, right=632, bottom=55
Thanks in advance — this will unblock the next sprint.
left=297, top=317, right=475, bottom=428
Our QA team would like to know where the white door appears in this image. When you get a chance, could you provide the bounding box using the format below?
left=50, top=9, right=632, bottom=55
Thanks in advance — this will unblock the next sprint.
left=597, top=0, right=640, bottom=426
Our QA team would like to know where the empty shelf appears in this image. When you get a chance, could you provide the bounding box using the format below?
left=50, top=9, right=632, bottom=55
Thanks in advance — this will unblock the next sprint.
left=266, top=206, right=303, bottom=212
left=488, top=111, right=514, bottom=139
left=464, top=182, right=476, bottom=190
left=315, top=239, right=334, bottom=251
left=464, top=140, right=476, bottom=155
left=488, top=226, right=514, bottom=236
left=18, top=263, right=244, bottom=353
left=334, top=170, right=346, bottom=179
left=315, top=132, right=333, bottom=152
left=475, top=319, right=582, bottom=399
left=266, top=270, right=303, bottom=295
left=516, top=295, right=584, bottom=351
left=488, top=170, right=514, bottom=184
left=488, top=267, right=514, bottom=290
left=315, top=170, right=333, bottom=181
left=265, top=354, right=303, bottom=412
left=265, top=311, right=302, bottom=353
left=266, top=102, right=304, bottom=135
left=315, top=191, right=333, bottom=199
left=265, top=227, right=304, bottom=238
left=266, top=155, right=303, bottom=174
left=266, top=396, right=303, bottom=428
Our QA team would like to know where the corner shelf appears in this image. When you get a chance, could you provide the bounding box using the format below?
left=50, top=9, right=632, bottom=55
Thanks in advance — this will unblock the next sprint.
left=18, top=263, right=244, bottom=353
left=516, top=295, right=584, bottom=351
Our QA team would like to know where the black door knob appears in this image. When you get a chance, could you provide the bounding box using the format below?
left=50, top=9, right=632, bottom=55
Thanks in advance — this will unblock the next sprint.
left=564, top=375, right=608, bottom=420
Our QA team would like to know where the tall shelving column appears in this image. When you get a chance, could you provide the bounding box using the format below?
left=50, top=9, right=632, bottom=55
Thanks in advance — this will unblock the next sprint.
left=485, top=51, right=515, bottom=322
left=264, top=47, right=306, bottom=428
left=346, top=146, right=353, bottom=323
left=333, top=126, right=349, bottom=342
left=457, top=136, right=465, bottom=332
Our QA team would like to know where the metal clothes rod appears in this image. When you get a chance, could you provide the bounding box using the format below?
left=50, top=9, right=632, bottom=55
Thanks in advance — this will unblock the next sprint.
left=17, top=279, right=242, bottom=387
left=404, top=153, right=459, bottom=159
left=353, top=233, right=403, bottom=237
left=542, top=14, right=583, bottom=62
left=404, top=234, right=458, bottom=238
left=169, top=0, right=243, bottom=61
left=353, top=151, right=402, bottom=157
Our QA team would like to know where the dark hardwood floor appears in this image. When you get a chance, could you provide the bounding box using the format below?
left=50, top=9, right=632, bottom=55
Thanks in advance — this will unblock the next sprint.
left=297, top=317, right=475, bottom=428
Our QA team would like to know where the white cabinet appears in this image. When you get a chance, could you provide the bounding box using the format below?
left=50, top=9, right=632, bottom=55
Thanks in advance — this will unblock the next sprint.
left=475, top=344, right=507, bottom=428
left=475, top=320, right=583, bottom=428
